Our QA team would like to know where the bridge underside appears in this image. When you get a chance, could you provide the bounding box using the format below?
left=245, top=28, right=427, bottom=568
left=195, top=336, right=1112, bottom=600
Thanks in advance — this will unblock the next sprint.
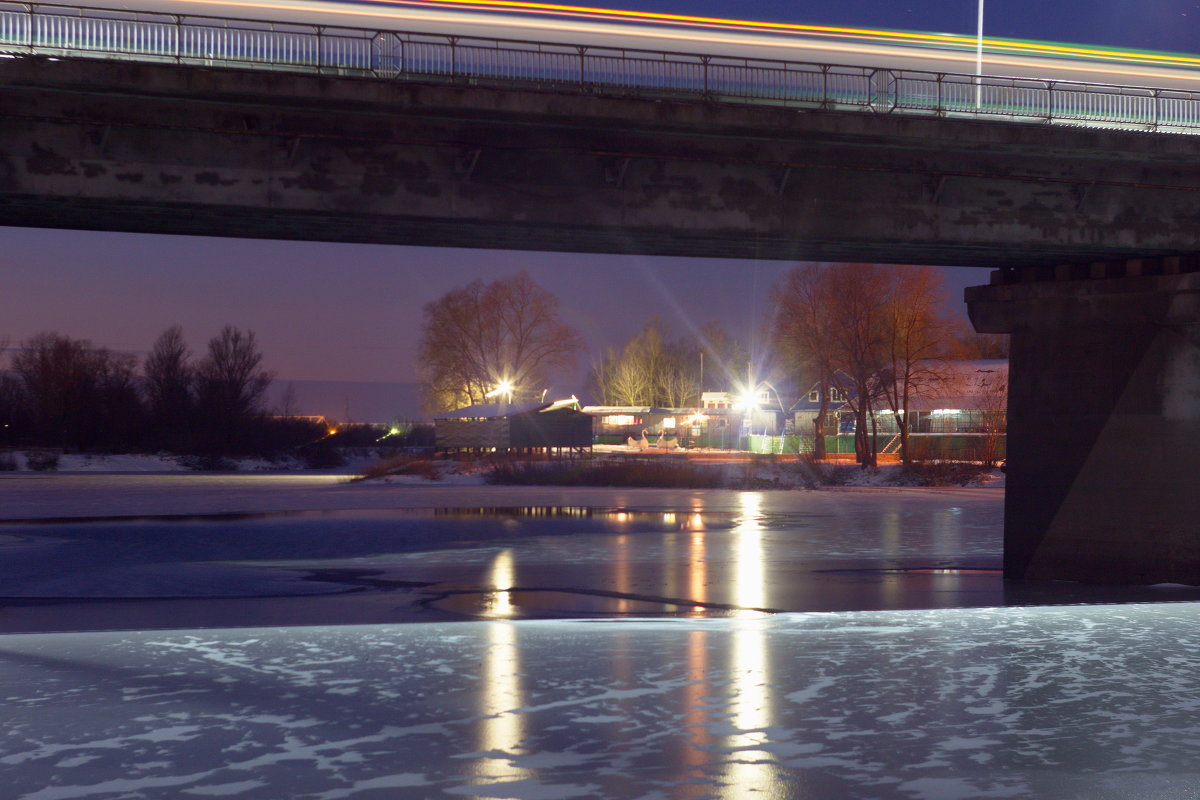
left=8, top=55, right=1200, bottom=584
left=4, top=56, right=1200, bottom=266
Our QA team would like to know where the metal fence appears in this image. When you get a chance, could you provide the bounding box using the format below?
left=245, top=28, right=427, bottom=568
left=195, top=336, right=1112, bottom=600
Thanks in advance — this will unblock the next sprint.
left=3, top=1, right=1200, bottom=134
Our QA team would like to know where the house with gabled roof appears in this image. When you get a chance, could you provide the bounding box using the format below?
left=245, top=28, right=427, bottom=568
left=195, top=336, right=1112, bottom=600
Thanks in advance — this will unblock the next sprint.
left=790, top=361, right=1008, bottom=437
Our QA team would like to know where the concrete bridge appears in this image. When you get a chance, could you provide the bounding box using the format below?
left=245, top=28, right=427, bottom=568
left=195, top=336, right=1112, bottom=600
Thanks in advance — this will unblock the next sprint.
left=3, top=47, right=1200, bottom=583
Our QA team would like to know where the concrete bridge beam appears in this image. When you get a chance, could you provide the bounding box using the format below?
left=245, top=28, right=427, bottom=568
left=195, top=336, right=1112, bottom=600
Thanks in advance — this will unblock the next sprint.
left=6, top=55, right=1200, bottom=266
left=968, top=263, right=1200, bottom=583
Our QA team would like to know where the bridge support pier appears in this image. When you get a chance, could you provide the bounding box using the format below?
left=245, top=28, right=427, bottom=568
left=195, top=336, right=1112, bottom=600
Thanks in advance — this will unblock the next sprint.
left=968, top=264, right=1200, bottom=584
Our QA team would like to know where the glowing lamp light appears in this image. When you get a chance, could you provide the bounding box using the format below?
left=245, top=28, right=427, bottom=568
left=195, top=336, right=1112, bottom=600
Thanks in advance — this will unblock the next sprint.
left=486, top=379, right=516, bottom=400
left=734, top=390, right=759, bottom=410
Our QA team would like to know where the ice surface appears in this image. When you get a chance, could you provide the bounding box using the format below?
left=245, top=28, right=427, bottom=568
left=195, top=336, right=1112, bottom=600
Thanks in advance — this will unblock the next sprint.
left=3, top=606, right=1200, bottom=799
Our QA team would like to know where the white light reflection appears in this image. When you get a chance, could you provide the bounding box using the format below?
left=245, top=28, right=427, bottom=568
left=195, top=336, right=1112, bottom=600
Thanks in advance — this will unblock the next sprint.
left=689, top=527, right=707, bottom=615
left=733, top=492, right=766, bottom=615
left=474, top=619, right=530, bottom=786
left=881, top=507, right=903, bottom=608
left=470, top=551, right=530, bottom=786
left=722, top=492, right=777, bottom=797
left=483, top=549, right=516, bottom=618
left=614, top=534, right=631, bottom=614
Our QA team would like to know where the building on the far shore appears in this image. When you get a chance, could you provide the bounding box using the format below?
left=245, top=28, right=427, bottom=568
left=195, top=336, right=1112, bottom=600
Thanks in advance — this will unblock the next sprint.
left=434, top=398, right=592, bottom=455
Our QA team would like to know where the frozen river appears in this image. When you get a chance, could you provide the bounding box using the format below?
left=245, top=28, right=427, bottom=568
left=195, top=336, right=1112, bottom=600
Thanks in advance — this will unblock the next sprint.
left=4, top=474, right=1200, bottom=798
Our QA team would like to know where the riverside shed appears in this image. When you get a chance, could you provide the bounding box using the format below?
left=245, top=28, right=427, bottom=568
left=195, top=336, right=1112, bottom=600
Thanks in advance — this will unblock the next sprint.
left=434, top=401, right=593, bottom=454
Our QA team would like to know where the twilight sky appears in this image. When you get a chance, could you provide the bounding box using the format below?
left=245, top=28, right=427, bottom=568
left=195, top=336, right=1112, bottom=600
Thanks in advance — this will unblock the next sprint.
left=4, top=0, right=1197, bottom=411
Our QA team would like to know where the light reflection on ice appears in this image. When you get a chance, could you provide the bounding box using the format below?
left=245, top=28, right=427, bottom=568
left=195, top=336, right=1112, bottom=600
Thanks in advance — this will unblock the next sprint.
left=473, top=621, right=530, bottom=789
left=483, top=550, right=518, bottom=619
left=733, top=492, right=766, bottom=615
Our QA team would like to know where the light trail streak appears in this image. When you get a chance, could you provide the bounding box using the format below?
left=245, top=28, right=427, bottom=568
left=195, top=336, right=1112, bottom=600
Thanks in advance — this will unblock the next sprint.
left=69, top=0, right=1200, bottom=89
left=352, top=0, right=1200, bottom=69
left=123, top=0, right=1200, bottom=69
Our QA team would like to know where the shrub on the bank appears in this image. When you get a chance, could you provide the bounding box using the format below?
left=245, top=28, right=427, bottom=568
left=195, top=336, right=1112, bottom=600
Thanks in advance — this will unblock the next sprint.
left=0, top=452, right=16, bottom=471
left=25, top=450, right=59, bottom=471
left=358, top=455, right=441, bottom=481
left=300, top=445, right=346, bottom=469
left=902, top=462, right=991, bottom=486
left=797, top=457, right=857, bottom=487
left=180, top=454, right=237, bottom=471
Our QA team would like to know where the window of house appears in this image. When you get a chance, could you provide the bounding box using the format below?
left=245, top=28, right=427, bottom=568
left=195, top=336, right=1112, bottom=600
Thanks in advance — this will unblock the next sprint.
left=830, top=388, right=846, bottom=402
left=661, top=417, right=676, bottom=428
left=603, top=415, right=639, bottom=425
left=808, top=390, right=820, bottom=402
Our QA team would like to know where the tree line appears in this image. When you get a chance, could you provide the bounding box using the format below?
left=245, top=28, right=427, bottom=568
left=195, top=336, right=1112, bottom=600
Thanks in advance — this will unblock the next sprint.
left=0, top=325, right=331, bottom=458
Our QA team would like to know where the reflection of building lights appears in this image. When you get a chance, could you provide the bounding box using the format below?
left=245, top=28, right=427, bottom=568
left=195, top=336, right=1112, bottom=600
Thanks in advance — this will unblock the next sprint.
left=484, top=550, right=516, bottom=618
left=663, top=512, right=676, bottom=526
left=722, top=496, right=775, bottom=796
left=723, top=620, right=775, bottom=797
left=734, top=493, right=765, bottom=616
left=616, top=512, right=629, bottom=524
left=689, top=529, right=707, bottom=613
left=615, top=534, right=631, bottom=613
left=476, top=621, right=529, bottom=784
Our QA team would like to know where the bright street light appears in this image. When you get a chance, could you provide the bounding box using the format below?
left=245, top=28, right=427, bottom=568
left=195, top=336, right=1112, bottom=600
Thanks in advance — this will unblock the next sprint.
left=486, top=379, right=515, bottom=403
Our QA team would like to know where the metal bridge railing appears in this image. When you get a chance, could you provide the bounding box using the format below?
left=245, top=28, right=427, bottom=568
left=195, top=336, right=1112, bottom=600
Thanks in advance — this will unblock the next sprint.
left=4, top=0, right=1200, bottom=135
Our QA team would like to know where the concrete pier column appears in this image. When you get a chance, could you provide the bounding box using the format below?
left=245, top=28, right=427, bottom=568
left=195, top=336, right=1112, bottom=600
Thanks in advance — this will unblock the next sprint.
left=967, top=266, right=1200, bottom=584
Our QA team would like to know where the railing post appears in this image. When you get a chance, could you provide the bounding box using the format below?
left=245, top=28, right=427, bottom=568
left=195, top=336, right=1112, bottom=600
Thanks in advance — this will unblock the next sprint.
left=449, top=35, right=456, bottom=80
left=577, top=45, right=585, bottom=89
left=702, top=55, right=709, bottom=98
left=25, top=2, right=33, bottom=53
left=1046, top=80, right=1056, bottom=124
left=1152, top=89, right=1160, bottom=133
left=936, top=73, right=943, bottom=115
left=315, top=25, right=323, bottom=72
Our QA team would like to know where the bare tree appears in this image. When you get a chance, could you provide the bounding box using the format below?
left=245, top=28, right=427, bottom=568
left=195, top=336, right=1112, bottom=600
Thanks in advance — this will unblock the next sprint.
left=950, top=320, right=1011, bottom=359
left=418, top=272, right=583, bottom=413
left=694, top=320, right=749, bottom=395
left=772, top=266, right=839, bottom=459
left=592, top=318, right=744, bottom=408
left=593, top=320, right=672, bottom=407
left=143, top=325, right=194, bottom=446
left=823, top=265, right=894, bottom=467
left=194, top=326, right=273, bottom=452
left=878, top=266, right=957, bottom=465
left=11, top=332, right=144, bottom=450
